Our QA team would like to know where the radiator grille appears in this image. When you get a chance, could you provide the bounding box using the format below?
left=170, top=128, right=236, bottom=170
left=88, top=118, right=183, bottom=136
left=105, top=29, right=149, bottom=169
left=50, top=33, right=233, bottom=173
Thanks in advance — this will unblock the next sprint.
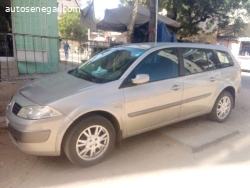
left=12, top=103, right=22, bottom=115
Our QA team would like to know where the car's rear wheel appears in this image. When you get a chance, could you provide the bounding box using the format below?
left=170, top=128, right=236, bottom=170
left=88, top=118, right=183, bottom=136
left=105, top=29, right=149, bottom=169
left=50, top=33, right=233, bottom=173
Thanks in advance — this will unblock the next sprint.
left=63, top=115, right=115, bottom=167
left=207, top=91, right=233, bottom=123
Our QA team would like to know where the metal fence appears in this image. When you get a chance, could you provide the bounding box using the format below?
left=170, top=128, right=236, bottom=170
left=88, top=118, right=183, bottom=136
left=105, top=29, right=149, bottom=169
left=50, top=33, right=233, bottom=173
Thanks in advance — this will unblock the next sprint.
left=0, top=32, right=122, bottom=82
left=0, top=32, right=59, bottom=82
left=0, top=32, right=14, bottom=81
left=0, top=33, right=218, bottom=82
left=58, top=40, right=122, bottom=71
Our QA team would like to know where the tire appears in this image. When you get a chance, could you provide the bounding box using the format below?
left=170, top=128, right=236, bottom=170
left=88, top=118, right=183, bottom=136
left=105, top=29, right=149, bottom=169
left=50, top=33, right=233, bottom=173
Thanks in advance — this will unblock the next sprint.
left=207, top=91, right=233, bottom=123
left=63, top=115, right=115, bottom=167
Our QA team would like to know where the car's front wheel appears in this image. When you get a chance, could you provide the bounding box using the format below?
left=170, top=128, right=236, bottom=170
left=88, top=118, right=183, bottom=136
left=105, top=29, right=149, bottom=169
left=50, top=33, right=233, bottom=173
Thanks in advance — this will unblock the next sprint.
left=63, top=115, right=115, bottom=167
left=207, top=91, right=233, bottom=123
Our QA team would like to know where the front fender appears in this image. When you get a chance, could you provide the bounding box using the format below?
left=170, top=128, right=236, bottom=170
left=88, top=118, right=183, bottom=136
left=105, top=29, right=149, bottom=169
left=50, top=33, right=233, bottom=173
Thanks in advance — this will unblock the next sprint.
left=55, top=102, right=124, bottom=154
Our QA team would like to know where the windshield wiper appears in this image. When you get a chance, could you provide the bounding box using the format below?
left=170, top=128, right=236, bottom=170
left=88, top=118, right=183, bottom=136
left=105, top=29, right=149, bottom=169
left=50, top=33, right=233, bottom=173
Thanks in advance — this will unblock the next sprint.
left=81, top=70, right=96, bottom=83
left=75, top=69, right=96, bottom=83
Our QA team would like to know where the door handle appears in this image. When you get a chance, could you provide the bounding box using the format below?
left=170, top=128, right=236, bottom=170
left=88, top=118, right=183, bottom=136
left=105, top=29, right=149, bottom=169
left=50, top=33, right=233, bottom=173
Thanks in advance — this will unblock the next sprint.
left=209, top=77, right=216, bottom=82
left=171, top=85, right=182, bottom=91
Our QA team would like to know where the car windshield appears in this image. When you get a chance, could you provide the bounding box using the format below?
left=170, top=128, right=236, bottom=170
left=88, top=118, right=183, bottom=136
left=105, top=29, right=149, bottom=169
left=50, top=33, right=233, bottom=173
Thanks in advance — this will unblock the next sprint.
left=68, top=47, right=145, bottom=83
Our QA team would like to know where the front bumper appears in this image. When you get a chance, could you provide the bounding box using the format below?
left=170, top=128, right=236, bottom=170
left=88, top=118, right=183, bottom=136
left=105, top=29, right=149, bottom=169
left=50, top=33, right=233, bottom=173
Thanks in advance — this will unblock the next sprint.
left=8, top=124, right=51, bottom=143
left=6, top=92, right=73, bottom=156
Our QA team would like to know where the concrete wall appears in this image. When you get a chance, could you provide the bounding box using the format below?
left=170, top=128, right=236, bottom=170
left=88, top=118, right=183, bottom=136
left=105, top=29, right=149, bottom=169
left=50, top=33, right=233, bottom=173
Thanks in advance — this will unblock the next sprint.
left=13, top=0, right=59, bottom=73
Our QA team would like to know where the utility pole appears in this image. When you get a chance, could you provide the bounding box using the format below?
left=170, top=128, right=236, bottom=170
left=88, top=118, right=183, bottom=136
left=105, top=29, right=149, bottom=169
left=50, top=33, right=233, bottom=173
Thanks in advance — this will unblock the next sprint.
left=127, top=0, right=138, bottom=43
left=149, top=0, right=158, bottom=42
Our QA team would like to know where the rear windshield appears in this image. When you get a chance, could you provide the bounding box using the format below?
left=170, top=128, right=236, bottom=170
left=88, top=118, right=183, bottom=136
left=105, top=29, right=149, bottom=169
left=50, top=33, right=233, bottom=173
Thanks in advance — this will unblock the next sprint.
left=68, top=47, right=145, bottom=83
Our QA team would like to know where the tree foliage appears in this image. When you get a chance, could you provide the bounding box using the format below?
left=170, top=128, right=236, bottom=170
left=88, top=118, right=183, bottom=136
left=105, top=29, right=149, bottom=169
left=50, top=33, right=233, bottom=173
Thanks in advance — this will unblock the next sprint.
left=119, top=0, right=149, bottom=7
left=164, top=0, right=250, bottom=37
left=119, top=0, right=250, bottom=37
left=58, top=8, right=87, bottom=40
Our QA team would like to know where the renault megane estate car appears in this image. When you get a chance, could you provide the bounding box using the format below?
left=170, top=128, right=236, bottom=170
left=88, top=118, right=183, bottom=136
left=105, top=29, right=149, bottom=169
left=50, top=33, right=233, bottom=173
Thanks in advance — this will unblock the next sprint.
left=6, top=43, right=241, bottom=167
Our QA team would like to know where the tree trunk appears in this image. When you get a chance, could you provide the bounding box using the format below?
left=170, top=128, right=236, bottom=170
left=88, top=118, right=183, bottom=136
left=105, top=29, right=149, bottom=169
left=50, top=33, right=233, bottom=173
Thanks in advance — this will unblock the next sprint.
left=149, top=0, right=157, bottom=42
left=127, top=0, right=138, bottom=43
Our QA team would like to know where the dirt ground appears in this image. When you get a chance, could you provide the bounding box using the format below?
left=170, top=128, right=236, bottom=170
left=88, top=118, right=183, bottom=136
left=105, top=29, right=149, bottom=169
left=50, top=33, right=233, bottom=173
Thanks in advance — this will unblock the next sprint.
left=0, top=72, right=250, bottom=188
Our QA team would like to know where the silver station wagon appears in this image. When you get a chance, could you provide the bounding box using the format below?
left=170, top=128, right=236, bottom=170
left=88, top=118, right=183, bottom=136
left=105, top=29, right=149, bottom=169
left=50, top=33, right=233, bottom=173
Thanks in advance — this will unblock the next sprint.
left=6, top=43, right=241, bottom=167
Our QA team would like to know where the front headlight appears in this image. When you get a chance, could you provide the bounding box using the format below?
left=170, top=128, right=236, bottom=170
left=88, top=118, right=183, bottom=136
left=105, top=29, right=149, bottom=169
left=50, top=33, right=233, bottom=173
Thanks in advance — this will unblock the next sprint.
left=17, top=106, right=62, bottom=120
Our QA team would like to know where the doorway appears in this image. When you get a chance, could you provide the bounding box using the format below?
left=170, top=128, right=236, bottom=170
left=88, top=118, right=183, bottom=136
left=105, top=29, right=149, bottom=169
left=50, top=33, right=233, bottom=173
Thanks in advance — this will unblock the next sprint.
left=0, top=0, right=13, bottom=57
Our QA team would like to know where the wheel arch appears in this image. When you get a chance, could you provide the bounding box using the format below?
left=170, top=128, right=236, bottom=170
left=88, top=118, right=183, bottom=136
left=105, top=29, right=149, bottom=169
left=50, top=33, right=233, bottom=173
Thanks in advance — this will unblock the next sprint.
left=61, top=110, right=122, bottom=153
left=221, top=86, right=236, bottom=108
left=207, top=86, right=235, bottom=122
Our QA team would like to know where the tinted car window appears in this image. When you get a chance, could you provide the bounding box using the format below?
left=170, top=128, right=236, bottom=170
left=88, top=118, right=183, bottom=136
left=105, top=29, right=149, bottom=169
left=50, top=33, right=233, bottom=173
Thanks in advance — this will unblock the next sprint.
left=182, top=48, right=207, bottom=74
left=205, top=50, right=217, bottom=70
left=133, top=48, right=179, bottom=82
left=215, top=50, right=234, bottom=68
left=182, top=48, right=217, bottom=74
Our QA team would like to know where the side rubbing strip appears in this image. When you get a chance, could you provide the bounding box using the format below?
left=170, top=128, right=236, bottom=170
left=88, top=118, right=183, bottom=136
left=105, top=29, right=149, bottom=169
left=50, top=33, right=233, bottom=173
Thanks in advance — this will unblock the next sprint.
left=183, top=93, right=211, bottom=103
left=128, top=93, right=211, bottom=118
left=128, top=101, right=182, bottom=117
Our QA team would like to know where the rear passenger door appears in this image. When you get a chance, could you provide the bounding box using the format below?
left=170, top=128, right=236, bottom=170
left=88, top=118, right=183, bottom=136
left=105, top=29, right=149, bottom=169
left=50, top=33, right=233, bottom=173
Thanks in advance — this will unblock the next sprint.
left=179, top=48, right=220, bottom=117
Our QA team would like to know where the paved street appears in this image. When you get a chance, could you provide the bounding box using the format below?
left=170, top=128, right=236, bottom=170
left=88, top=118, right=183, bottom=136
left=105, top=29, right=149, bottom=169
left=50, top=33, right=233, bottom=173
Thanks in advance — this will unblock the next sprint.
left=60, top=52, right=87, bottom=64
left=0, top=72, right=250, bottom=188
left=58, top=52, right=86, bottom=72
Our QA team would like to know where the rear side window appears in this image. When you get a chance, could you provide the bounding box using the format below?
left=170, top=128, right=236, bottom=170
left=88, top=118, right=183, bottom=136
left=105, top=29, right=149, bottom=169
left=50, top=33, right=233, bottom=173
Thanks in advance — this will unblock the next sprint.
left=215, top=51, right=234, bottom=68
left=206, top=50, right=217, bottom=70
left=182, top=48, right=216, bottom=75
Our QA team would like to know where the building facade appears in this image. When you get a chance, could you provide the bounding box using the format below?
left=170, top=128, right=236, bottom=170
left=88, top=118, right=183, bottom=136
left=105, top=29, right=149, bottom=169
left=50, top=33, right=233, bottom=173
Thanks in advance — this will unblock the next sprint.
left=0, top=0, right=59, bottom=78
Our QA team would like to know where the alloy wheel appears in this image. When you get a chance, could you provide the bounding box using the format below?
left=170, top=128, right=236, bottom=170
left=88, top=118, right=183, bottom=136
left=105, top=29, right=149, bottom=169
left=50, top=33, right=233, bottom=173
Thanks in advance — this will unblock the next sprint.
left=216, top=96, right=231, bottom=120
left=76, top=125, right=110, bottom=161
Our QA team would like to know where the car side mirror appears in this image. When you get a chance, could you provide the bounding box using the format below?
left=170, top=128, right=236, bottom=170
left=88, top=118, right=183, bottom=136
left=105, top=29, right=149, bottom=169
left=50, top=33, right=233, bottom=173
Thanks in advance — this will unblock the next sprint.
left=131, top=74, right=150, bottom=85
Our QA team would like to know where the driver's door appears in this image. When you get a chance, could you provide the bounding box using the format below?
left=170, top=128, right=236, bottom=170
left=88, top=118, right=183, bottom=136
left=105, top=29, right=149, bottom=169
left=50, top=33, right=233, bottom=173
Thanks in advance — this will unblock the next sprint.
left=123, top=48, right=183, bottom=135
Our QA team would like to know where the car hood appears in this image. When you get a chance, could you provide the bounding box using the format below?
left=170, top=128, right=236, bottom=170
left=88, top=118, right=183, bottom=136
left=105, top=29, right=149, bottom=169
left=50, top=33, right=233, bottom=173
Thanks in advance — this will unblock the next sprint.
left=19, top=72, right=98, bottom=105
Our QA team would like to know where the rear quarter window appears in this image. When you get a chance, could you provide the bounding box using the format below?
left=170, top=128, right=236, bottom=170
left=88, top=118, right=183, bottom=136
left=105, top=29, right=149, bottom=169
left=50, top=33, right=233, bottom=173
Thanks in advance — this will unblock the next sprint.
left=215, top=51, right=234, bottom=68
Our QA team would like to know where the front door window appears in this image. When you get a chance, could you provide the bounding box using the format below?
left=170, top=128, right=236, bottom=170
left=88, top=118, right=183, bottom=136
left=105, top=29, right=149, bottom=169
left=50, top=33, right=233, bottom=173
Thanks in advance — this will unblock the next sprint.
left=133, top=48, right=179, bottom=82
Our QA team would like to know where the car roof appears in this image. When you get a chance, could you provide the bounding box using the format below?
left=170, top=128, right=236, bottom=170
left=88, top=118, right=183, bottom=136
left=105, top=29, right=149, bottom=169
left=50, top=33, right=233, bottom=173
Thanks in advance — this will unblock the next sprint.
left=117, top=42, right=229, bottom=51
